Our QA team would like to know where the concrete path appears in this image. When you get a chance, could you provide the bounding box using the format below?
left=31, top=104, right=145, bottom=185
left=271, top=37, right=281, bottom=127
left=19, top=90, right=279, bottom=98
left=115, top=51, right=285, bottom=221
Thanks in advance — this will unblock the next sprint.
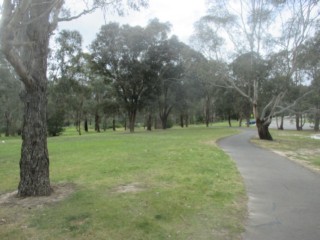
left=218, top=129, right=320, bottom=240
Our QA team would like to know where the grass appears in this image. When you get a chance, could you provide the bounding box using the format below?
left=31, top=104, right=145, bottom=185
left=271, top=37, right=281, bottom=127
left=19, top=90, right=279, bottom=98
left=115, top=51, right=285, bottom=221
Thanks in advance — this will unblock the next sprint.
left=0, top=126, right=246, bottom=240
left=252, top=129, right=320, bottom=170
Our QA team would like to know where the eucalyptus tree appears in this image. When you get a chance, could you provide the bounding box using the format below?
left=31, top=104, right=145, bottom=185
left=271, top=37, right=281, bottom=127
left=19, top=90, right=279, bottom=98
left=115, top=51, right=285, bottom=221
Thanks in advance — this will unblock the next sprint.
left=200, top=0, right=319, bottom=140
left=91, top=22, right=160, bottom=132
left=277, top=0, right=320, bottom=130
left=50, top=30, right=92, bottom=135
left=0, top=0, right=147, bottom=196
left=150, top=36, right=187, bottom=129
left=298, top=31, right=320, bottom=131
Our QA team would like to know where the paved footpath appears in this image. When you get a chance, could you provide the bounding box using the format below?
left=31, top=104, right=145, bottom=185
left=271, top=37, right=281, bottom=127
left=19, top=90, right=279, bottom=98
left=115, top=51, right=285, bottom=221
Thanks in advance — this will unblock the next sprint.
left=218, top=129, right=320, bottom=240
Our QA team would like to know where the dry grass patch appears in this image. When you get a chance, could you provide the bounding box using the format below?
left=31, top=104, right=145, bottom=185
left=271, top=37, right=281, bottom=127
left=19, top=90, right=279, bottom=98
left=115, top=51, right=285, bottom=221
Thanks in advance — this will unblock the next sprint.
left=252, top=130, right=320, bottom=172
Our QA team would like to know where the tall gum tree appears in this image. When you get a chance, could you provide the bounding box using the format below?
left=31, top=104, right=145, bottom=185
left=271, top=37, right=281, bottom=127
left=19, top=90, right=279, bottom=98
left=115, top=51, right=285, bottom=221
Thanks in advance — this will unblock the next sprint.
left=199, top=0, right=319, bottom=140
left=0, top=0, right=147, bottom=197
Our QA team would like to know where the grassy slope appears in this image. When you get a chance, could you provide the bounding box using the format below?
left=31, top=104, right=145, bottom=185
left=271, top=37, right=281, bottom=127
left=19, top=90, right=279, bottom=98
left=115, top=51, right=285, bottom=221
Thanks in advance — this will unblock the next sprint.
left=0, top=126, right=246, bottom=240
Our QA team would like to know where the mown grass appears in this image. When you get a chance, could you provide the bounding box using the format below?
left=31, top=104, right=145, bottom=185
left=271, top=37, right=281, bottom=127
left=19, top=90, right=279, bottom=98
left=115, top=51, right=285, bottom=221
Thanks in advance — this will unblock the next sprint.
left=0, top=126, right=246, bottom=240
left=252, top=129, right=320, bottom=170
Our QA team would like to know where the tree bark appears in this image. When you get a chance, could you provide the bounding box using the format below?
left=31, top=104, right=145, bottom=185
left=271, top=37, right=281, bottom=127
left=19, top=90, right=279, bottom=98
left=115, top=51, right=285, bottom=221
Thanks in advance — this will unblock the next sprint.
left=95, top=111, right=100, bottom=132
left=314, top=110, right=320, bottom=132
left=256, top=118, right=273, bottom=141
left=0, top=1, right=54, bottom=196
left=296, top=113, right=302, bottom=131
left=278, top=114, right=284, bottom=130
left=146, top=114, right=152, bottom=131
left=185, top=114, right=189, bottom=127
left=128, top=110, right=137, bottom=133
left=112, top=118, right=116, bottom=131
left=18, top=85, right=51, bottom=196
left=159, top=106, right=172, bottom=129
left=4, top=112, right=11, bottom=137
left=84, top=118, right=88, bottom=132
left=180, top=114, right=184, bottom=128
left=239, top=115, right=243, bottom=127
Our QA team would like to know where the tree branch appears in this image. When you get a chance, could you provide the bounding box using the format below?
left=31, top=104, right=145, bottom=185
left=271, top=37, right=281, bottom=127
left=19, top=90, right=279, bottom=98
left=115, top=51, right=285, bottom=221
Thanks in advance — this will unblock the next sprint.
left=273, top=90, right=313, bottom=116
left=57, top=6, right=99, bottom=22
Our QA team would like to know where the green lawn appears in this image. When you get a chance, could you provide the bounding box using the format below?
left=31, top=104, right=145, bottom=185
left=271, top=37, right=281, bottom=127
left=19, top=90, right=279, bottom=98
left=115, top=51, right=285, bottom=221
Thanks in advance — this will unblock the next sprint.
left=0, top=126, right=246, bottom=240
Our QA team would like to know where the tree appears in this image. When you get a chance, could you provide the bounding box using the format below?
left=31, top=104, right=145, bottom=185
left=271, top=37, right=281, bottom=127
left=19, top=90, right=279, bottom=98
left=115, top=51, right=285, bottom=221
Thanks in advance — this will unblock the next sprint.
left=91, top=21, right=168, bottom=132
left=298, top=31, right=320, bottom=131
left=200, top=0, right=319, bottom=140
left=0, top=0, right=147, bottom=197
left=49, top=30, right=92, bottom=135
left=277, top=0, right=319, bottom=131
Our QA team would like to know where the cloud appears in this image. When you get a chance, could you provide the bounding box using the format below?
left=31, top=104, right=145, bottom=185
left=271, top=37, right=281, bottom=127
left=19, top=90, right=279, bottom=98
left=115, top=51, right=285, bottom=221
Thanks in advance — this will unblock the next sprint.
left=57, top=0, right=207, bottom=48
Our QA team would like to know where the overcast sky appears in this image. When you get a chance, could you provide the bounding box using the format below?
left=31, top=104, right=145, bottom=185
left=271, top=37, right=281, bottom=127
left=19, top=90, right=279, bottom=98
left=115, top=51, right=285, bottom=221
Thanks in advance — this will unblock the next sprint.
left=57, top=0, right=207, bottom=49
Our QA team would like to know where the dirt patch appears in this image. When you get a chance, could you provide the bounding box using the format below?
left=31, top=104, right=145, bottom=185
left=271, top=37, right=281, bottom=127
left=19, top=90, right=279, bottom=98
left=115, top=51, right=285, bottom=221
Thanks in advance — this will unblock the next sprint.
left=0, top=183, right=76, bottom=208
left=113, top=182, right=146, bottom=193
left=204, top=140, right=218, bottom=147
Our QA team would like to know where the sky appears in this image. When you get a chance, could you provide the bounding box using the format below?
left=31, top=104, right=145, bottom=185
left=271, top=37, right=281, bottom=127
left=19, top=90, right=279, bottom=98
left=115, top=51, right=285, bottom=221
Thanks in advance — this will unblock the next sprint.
left=57, top=0, right=208, bottom=49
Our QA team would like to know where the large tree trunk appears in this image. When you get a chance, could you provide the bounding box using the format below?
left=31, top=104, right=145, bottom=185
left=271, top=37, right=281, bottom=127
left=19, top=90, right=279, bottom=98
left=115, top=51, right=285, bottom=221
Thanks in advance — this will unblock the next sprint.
left=0, top=0, right=54, bottom=196
left=256, top=118, right=273, bottom=141
left=19, top=86, right=51, bottom=196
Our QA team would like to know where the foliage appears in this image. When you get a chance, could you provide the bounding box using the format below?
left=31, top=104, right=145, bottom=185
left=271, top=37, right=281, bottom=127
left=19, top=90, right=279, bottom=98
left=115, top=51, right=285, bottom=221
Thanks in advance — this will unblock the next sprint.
left=47, top=106, right=65, bottom=137
left=0, top=54, right=22, bottom=136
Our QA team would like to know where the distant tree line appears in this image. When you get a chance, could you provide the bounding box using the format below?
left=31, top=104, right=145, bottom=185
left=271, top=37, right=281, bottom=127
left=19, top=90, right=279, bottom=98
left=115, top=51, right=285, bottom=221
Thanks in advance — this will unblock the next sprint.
left=1, top=17, right=320, bottom=137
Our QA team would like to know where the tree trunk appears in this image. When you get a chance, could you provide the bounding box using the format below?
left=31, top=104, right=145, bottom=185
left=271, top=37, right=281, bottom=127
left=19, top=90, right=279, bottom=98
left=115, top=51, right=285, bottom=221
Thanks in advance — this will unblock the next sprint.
left=205, top=104, right=210, bottom=127
left=128, top=110, right=137, bottom=133
left=180, top=114, right=184, bottom=128
left=95, top=111, right=100, bottom=132
left=4, top=112, right=10, bottom=137
left=185, top=114, right=189, bottom=127
left=160, top=114, right=168, bottom=129
left=146, top=114, right=152, bottom=131
left=19, top=86, right=51, bottom=196
left=159, top=106, right=172, bottom=129
left=0, top=1, right=54, bottom=197
left=84, top=118, right=88, bottom=132
left=278, top=114, right=284, bottom=130
left=113, top=118, right=116, bottom=131
left=256, top=118, right=273, bottom=141
left=124, top=117, right=127, bottom=131
left=228, top=113, right=232, bottom=127
left=296, top=113, right=302, bottom=131
left=75, top=113, right=82, bottom=136
left=314, top=110, right=320, bottom=132
left=239, top=116, right=243, bottom=127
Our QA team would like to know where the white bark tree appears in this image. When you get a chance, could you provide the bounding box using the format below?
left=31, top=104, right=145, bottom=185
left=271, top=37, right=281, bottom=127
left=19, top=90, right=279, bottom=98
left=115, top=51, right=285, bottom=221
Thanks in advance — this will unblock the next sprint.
left=200, top=0, right=319, bottom=140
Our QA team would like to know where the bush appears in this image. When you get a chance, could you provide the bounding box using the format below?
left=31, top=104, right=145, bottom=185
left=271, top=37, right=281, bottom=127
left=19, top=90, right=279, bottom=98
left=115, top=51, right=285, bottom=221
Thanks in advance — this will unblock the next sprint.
left=47, top=109, right=65, bottom=136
